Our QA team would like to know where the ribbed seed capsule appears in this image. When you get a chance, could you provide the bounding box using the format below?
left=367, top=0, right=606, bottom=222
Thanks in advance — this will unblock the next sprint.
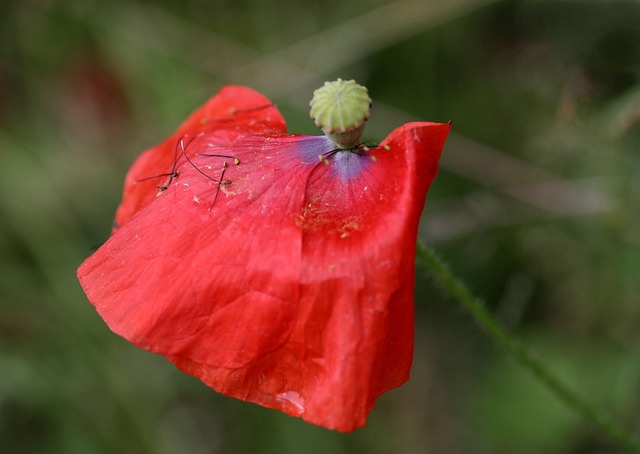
left=309, top=79, right=371, bottom=149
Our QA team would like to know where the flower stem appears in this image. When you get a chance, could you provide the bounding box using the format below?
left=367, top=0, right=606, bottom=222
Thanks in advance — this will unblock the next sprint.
left=415, top=241, right=640, bottom=452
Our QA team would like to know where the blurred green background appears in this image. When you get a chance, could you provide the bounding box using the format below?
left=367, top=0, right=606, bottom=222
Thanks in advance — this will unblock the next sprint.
left=2, top=0, right=640, bottom=452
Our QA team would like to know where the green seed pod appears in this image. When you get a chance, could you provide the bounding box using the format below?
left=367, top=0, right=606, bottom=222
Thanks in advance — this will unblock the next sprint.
left=309, top=79, right=372, bottom=149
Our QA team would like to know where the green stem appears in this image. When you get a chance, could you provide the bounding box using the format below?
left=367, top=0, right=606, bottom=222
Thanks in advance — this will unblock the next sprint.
left=416, top=241, right=640, bottom=452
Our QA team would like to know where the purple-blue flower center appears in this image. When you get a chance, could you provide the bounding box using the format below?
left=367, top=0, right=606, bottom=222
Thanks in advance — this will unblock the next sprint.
left=295, top=135, right=372, bottom=181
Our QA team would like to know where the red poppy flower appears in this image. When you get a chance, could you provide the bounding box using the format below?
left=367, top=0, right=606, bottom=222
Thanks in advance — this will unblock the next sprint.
left=77, top=85, right=450, bottom=432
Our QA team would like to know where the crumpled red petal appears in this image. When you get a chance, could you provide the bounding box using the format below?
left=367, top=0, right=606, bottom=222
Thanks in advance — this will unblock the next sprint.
left=114, top=85, right=286, bottom=228
left=77, top=85, right=450, bottom=432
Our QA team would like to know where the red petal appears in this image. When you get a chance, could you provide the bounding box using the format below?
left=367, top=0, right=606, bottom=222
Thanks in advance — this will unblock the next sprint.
left=114, top=85, right=286, bottom=228
left=77, top=85, right=450, bottom=432
left=168, top=122, right=450, bottom=431
left=80, top=132, right=314, bottom=368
